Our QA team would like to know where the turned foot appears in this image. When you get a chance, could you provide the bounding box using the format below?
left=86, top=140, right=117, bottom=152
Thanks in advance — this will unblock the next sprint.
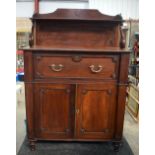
left=112, top=141, right=122, bottom=152
left=29, top=139, right=36, bottom=151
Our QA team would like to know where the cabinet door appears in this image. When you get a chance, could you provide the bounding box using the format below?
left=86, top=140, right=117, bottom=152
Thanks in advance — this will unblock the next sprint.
left=34, top=84, right=75, bottom=139
left=76, top=83, right=117, bottom=139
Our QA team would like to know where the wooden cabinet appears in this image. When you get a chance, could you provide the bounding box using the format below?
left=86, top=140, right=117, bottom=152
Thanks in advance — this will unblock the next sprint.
left=24, top=9, right=130, bottom=152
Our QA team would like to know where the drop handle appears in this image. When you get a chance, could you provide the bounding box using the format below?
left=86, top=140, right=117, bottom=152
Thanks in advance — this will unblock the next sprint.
left=49, top=64, right=64, bottom=72
left=89, top=65, right=103, bottom=73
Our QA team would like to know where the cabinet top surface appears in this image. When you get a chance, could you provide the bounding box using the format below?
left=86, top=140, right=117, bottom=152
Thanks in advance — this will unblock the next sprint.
left=23, top=47, right=130, bottom=53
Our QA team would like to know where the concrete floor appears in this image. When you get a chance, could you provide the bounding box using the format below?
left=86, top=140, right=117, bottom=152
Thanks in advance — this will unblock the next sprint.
left=16, top=82, right=139, bottom=155
left=123, top=110, right=139, bottom=155
left=16, top=82, right=26, bottom=154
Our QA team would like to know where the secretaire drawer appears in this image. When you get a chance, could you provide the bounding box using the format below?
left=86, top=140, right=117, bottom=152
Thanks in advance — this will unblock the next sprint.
left=33, top=54, right=119, bottom=80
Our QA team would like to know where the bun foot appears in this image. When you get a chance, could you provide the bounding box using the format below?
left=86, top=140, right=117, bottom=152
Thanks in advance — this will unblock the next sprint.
left=29, top=139, right=36, bottom=151
left=112, top=141, right=121, bottom=152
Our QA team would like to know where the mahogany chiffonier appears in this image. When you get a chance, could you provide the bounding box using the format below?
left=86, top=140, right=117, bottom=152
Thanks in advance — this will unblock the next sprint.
left=24, top=9, right=130, bottom=151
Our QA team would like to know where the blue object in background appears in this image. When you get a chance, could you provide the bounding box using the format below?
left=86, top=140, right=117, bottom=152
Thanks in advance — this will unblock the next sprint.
left=16, top=74, right=19, bottom=81
left=16, top=72, right=24, bottom=81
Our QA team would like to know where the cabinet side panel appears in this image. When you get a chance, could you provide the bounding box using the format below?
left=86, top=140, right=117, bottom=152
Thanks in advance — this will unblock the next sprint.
left=115, top=54, right=129, bottom=139
left=24, top=51, right=33, bottom=82
left=115, top=86, right=127, bottom=139
left=25, top=83, right=35, bottom=139
left=119, top=54, right=129, bottom=83
left=24, top=50, right=35, bottom=140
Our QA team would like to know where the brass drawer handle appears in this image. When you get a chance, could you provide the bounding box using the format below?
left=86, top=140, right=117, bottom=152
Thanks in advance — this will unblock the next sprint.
left=49, top=64, right=64, bottom=72
left=89, top=65, right=103, bottom=73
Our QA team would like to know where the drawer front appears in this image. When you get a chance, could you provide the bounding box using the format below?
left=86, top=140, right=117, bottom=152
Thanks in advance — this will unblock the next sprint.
left=34, top=55, right=119, bottom=80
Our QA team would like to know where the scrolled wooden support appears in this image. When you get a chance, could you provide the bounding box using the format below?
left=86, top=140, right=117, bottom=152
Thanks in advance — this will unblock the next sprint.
left=120, top=26, right=125, bottom=49
left=29, top=34, right=33, bottom=47
left=29, top=25, right=34, bottom=47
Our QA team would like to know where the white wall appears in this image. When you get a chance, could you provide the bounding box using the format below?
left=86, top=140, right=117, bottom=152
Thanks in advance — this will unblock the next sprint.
left=16, top=1, right=89, bottom=17
left=16, top=0, right=139, bottom=19
left=89, top=0, right=139, bottom=19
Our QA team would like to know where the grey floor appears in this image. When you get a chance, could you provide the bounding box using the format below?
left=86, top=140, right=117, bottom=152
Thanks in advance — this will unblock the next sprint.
left=16, top=82, right=139, bottom=155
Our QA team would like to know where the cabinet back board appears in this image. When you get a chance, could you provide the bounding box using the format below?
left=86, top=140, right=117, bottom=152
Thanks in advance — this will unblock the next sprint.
left=35, top=21, right=120, bottom=49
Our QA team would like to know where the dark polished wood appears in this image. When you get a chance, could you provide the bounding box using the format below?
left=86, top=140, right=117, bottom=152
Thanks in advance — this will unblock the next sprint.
left=76, top=82, right=117, bottom=139
left=32, top=9, right=123, bottom=21
left=33, top=54, right=119, bottom=80
left=31, top=9, right=125, bottom=50
left=34, top=83, right=75, bottom=139
left=24, top=9, right=130, bottom=151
